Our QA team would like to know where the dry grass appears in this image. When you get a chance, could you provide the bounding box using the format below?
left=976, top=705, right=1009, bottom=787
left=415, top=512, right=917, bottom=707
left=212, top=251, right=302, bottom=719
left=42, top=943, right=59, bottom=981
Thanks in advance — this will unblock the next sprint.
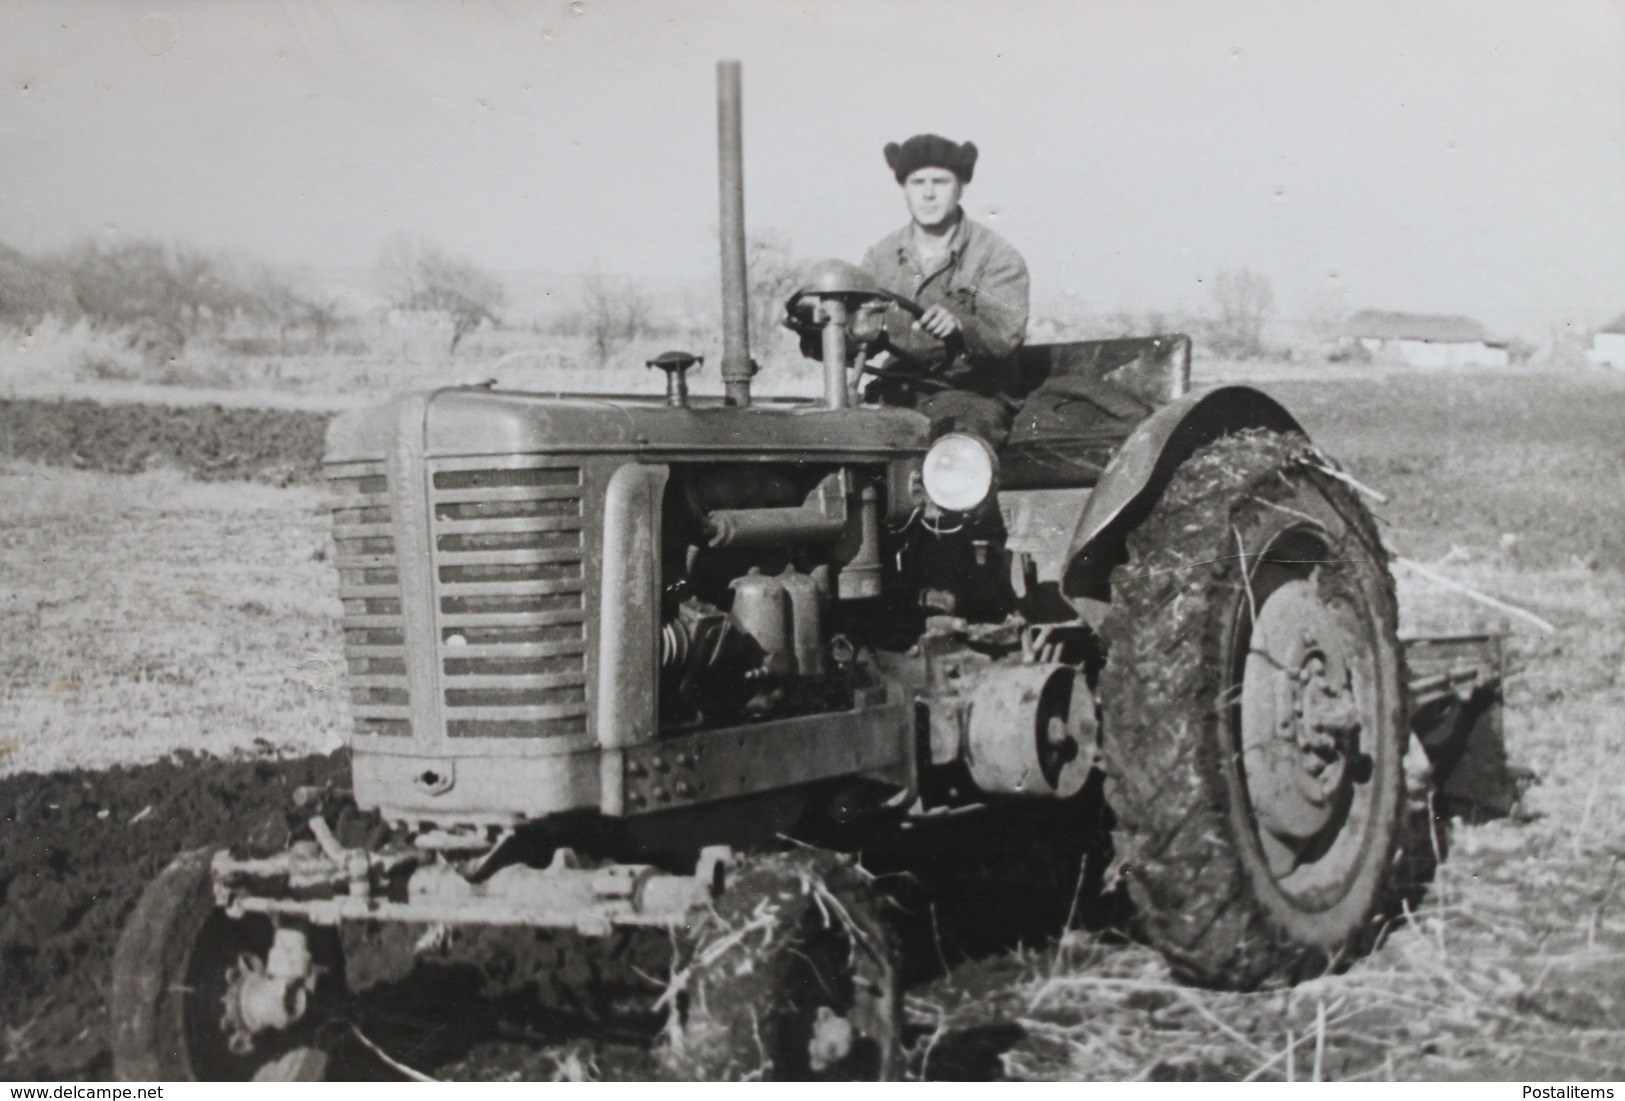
left=0, top=460, right=346, bottom=775
left=903, top=553, right=1625, bottom=1078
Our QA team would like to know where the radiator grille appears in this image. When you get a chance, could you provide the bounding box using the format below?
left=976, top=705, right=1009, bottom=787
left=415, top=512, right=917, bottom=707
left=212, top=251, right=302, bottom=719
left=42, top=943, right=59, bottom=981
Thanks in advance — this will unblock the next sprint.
left=432, top=465, right=588, bottom=739
left=331, top=463, right=411, bottom=738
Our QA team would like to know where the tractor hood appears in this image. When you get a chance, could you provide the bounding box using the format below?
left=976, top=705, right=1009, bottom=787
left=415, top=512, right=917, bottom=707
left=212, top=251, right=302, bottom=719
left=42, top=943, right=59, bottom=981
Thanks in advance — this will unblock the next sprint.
left=325, top=387, right=931, bottom=464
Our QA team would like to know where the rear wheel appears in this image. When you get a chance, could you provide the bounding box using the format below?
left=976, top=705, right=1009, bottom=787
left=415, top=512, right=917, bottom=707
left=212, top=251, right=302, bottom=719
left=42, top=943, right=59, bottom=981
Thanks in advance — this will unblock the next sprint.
left=1100, top=430, right=1405, bottom=988
left=111, top=848, right=343, bottom=1080
left=662, top=851, right=901, bottom=1080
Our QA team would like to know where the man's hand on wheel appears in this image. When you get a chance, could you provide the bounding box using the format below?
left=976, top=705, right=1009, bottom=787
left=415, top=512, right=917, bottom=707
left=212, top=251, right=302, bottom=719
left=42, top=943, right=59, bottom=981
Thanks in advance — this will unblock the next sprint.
left=914, top=304, right=962, bottom=340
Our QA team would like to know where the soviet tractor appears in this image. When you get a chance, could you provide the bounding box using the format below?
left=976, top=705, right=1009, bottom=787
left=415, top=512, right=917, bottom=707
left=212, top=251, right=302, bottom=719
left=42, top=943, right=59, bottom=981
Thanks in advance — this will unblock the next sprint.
left=111, top=63, right=1508, bottom=1081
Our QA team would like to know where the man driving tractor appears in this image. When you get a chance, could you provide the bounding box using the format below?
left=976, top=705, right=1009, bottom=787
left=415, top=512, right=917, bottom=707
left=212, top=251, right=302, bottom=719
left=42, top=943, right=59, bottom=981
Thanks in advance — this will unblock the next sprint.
left=861, top=133, right=1030, bottom=445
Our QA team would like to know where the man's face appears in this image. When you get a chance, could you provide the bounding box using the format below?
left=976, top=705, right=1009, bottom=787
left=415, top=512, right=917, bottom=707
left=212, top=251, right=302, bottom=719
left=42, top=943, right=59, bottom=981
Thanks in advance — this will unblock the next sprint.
left=902, top=167, right=963, bottom=230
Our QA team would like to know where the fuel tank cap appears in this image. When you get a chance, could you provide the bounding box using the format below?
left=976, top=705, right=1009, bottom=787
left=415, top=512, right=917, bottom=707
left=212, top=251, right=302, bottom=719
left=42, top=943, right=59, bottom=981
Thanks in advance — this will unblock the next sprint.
left=647, top=350, right=703, bottom=406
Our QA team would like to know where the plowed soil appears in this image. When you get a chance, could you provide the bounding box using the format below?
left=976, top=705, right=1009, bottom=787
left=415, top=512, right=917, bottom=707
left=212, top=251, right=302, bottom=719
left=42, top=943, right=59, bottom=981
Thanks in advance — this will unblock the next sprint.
left=0, top=748, right=1097, bottom=1082
left=0, top=398, right=330, bottom=485
left=0, top=753, right=346, bottom=1079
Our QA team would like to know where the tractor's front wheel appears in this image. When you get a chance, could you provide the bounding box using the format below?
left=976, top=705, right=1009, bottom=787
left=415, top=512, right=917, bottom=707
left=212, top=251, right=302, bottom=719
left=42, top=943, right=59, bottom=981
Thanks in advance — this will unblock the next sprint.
left=111, top=848, right=344, bottom=1081
left=1100, top=430, right=1405, bottom=989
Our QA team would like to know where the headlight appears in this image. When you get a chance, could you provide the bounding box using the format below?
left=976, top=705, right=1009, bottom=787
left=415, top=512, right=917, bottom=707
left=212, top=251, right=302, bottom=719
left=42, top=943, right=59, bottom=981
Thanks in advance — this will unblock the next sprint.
left=921, top=433, right=998, bottom=513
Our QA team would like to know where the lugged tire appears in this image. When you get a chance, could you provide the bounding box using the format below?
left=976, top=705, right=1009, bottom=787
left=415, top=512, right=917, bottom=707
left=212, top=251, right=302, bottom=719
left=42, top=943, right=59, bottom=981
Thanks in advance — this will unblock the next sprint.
left=111, top=847, right=337, bottom=1081
left=662, top=850, right=901, bottom=1081
left=1099, top=430, right=1405, bottom=989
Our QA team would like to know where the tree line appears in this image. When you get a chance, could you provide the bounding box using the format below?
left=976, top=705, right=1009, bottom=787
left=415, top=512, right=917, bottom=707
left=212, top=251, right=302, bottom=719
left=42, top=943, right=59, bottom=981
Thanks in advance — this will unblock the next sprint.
left=0, top=229, right=1291, bottom=367
left=0, top=234, right=509, bottom=360
left=0, top=230, right=801, bottom=366
left=0, top=239, right=334, bottom=358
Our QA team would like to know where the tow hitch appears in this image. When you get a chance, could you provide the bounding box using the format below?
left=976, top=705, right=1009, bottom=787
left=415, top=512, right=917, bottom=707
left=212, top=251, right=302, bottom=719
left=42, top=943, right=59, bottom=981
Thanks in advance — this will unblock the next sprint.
left=1404, top=632, right=1517, bottom=820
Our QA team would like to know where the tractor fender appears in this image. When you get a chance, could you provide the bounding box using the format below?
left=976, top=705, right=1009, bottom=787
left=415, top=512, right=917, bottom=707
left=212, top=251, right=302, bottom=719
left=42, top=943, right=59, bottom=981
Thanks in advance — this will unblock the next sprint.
left=1061, top=385, right=1303, bottom=594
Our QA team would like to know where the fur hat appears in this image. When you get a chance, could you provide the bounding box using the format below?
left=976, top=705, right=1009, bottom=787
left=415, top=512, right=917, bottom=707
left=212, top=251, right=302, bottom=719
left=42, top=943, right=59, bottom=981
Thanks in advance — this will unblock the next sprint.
left=884, top=134, right=978, bottom=184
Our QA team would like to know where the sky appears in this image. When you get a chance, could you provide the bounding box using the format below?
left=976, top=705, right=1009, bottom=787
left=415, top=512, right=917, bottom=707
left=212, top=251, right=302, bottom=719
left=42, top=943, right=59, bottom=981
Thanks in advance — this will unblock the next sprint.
left=2, top=0, right=1623, bottom=337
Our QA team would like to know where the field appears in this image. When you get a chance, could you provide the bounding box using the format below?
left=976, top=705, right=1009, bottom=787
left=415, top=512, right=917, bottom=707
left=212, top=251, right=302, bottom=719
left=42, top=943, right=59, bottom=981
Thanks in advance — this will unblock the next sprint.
left=2, top=365, right=1624, bottom=1080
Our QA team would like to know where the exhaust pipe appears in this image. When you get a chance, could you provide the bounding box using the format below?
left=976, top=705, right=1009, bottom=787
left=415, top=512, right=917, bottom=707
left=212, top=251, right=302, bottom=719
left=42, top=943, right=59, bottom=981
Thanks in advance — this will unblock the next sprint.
left=716, top=60, right=752, bottom=408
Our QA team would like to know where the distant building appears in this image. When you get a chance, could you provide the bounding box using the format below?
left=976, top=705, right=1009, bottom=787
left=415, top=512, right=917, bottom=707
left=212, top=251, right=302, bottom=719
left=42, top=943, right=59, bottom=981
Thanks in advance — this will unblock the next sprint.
left=1338, top=309, right=1509, bottom=368
left=1590, top=312, right=1625, bottom=369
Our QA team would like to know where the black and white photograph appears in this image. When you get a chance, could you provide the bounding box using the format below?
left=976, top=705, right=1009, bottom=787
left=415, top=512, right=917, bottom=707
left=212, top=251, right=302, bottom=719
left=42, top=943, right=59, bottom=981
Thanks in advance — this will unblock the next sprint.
left=2, top=0, right=1623, bottom=1084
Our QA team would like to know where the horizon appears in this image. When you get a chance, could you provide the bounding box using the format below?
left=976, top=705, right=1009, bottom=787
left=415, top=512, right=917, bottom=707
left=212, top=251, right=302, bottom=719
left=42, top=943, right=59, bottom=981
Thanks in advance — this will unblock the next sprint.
left=3, top=0, right=1622, bottom=340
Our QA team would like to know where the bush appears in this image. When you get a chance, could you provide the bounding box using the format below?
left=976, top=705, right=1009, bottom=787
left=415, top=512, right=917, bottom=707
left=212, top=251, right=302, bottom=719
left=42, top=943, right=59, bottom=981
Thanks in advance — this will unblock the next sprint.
left=1206, top=268, right=1275, bottom=359
left=0, top=242, right=77, bottom=327
left=0, top=316, right=142, bottom=387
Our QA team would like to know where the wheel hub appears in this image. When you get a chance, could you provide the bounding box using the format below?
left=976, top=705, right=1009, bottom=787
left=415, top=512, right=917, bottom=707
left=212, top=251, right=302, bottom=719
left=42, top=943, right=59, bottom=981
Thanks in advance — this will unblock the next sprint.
left=1241, top=577, right=1366, bottom=872
left=219, top=928, right=317, bottom=1056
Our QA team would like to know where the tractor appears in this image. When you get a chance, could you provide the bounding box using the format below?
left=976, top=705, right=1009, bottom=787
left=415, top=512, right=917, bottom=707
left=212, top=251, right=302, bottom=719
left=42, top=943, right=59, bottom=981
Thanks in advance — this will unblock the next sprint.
left=110, top=62, right=1508, bottom=1080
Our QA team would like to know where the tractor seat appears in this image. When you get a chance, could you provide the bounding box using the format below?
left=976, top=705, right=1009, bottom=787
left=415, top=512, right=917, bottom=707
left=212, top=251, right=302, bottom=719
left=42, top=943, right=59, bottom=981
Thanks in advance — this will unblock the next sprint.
left=997, top=335, right=1191, bottom=490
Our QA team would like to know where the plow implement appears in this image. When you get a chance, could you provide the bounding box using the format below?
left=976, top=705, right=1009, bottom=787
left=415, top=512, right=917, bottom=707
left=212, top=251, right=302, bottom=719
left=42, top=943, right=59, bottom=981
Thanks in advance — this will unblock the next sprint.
left=1404, top=632, right=1516, bottom=820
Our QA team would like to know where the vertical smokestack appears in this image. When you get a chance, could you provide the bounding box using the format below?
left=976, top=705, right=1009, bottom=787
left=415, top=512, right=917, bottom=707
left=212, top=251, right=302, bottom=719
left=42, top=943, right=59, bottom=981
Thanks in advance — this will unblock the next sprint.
left=716, top=60, right=752, bottom=408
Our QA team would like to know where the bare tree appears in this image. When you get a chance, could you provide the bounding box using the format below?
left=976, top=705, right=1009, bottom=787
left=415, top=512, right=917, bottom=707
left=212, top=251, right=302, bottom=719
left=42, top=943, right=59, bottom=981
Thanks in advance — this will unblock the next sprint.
left=375, top=232, right=420, bottom=305
left=743, top=230, right=802, bottom=349
left=242, top=265, right=343, bottom=354
left=376, top=232, right=505, bottom=353
left=574, top=270, right=655, bottom=365
left=62, top=240, right=251, bottom=358
left=1208, top=268, right=1275, bottom=358
left=0, top=241, right=77, bottom=327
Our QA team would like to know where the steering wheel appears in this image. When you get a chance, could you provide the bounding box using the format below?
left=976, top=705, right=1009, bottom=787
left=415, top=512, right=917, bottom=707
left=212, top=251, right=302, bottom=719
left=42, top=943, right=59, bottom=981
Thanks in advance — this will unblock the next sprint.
left=855, top=291, right=963, bottom=389
left=782, top=279, right=951, bottom=389
left=878, top=290, right=926, bottom=321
